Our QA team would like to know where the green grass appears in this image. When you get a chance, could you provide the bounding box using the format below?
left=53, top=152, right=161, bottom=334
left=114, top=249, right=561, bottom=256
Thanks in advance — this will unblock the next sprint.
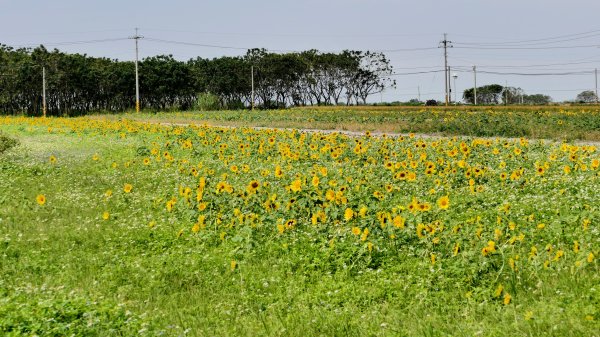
left=0, top=116, right=598, bottom=336
left=93, top=105, right=600, bottom=142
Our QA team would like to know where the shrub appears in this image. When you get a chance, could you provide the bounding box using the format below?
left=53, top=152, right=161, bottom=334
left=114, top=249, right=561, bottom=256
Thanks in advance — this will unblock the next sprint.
left=0, top=133, right=17, bottom=154
left=194, top=92, right=221, bottom=111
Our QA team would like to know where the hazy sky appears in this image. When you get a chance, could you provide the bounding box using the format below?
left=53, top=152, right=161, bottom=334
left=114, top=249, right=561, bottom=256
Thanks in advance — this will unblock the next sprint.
left=2, top=0, right=600, bottom=102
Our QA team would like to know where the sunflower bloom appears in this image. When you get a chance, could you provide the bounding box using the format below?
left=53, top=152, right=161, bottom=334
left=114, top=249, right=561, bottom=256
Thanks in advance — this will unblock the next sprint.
left=392, top=215, right=405, bottom=229
left=123, top=183, right=133, bottom=193
left=437, top=195, right=450, bottom=210
left=290, top=179, right=302, bottom=192
left=344, top=208, right=354, bottom=221
left=36, top=194, right=46, bottom=206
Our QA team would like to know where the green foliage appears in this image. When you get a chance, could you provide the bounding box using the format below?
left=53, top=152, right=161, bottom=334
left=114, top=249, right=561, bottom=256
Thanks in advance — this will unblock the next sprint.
left=116, top=106, right=600, bottom=141
left=576, top=90, right=598, bottom=103
left=0, top=287, right=147, bottom=336
left=194, top=92, right=221, bottom=111
left=0, top=116, right=598, bottom=336
left=523, top=93, right=553, bottom=105
left=1, top=45, right=397, bottom=115
left=463, top=84, right=504, bottom=104
left=0, top=132, right=17, bottom=154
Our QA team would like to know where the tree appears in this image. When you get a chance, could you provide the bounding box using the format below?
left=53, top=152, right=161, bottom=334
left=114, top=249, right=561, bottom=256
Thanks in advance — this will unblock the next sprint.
left=350, top=51, right=395, bottom=105
left=522, top=94, right=552, bottom=105
left=0, top=43, right=397, bottom=114
left=576, top=90, right=598, bottom=103
left=502, top=86, right=525, bottom=105
left=463, top=84, right=504, bottom=104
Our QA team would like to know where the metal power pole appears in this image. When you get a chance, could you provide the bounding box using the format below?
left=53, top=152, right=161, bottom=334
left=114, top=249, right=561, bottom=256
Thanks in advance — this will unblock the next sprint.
left=473, top=65, right=477, bottom=105
left=42, top=66, right=47, bottom=117
left=439, top=33, right=452, bottom=106
left=418, top=86, right=421, bottom=102
left=129, top=28, right=143, bottom=113
left=251, top=65, right=255, bottom=110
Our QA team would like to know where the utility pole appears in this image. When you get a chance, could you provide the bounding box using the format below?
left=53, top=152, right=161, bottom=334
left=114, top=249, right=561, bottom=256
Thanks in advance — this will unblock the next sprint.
left=452, top=73, right=458, bottom=103
left=251, top=65, right=255, bottom=111
left=418, top=86, right=421, bottom=102
left=473, top=65, right=477, bottom=105
left=129, top=28, right=143, bottom=113
left=42, top=66, right=47, bottom=117
left=439, top=33, right=452, bottom=106
left=594, top=46, right=600, bottom=102
left=448, top=66, right=452, bottom=104
left=505, top=80, right=508, bottom=106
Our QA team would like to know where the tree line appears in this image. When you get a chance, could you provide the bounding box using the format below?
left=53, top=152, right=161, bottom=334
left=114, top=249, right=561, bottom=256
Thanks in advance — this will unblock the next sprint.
left=0, top=45, right=395, bottom=116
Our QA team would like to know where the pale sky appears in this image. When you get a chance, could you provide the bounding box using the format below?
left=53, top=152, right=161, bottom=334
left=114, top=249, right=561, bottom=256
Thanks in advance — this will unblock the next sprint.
left=2, top=0, right=600, bottom=102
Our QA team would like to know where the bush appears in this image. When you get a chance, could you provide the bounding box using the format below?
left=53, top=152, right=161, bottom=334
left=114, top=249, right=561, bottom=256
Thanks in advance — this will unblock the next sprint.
left=225, top=99, right=245, bottom=110
left=194, top=92, right=221, bottom=111
left=0, top=133, right=17, bottom=154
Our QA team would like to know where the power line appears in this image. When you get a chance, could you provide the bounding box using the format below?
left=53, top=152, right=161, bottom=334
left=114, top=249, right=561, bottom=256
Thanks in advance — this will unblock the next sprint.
left=451, top=28, right=600, bottom=45
left=144, top=37, right=264, bottom=51
left=389, top=65, right=446, bottom=70
left=144, top=37, right=439, bottom=54
left=387, top=58, right=600, bottom=71
left=9, top=37, right=130, bottom=48
left=0, top=29, right=133, bottom=39
left=454, top=69, right=594, bottom=76
left=454, top=44, right=600, bottom=50
left=454, top=32, right=600, bottom=47
left=375, top=47, right=438, bottom=53
left=390, top=70, right=445, bottom=76
left=450, top=58, right=600, bottom=69
left=453, top=66, right=597, bottom=72
left=140, top=28, right=440, bottom=38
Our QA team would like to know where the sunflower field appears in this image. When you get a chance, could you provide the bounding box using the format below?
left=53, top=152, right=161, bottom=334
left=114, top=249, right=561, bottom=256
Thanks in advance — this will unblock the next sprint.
left=102, top=105, right=600, bottom=141
left=0, top=115, right=598, bottom=336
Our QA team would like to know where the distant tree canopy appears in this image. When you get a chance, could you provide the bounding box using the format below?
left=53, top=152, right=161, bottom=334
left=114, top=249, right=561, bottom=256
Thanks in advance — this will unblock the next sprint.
left=0, top=45, right=395, bottom=116
left=575, top=90, right=598, bottom=103
left=463, top=84, right=552, bottom=105
left=463, top=84, right=504, bottom=104
left=522, top=94, right=552, bottom=105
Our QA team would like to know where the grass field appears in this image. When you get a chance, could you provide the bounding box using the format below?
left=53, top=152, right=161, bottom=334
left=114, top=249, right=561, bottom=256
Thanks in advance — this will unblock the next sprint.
left=95, top=105, right=600, bottom=141
left=0, top=111, right=599, bottom=336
